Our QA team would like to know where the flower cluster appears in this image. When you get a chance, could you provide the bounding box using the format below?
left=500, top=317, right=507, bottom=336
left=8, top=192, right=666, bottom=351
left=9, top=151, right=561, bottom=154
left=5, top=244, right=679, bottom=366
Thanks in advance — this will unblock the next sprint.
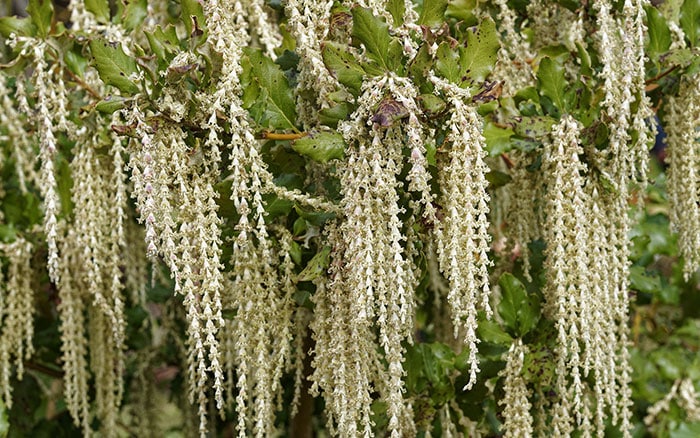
left=665, top=74, right=700, bottom=279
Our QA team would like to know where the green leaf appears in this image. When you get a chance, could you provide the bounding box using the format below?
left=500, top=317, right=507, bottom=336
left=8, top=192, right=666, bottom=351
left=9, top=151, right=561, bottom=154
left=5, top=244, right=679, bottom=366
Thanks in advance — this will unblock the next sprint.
left=446, top=0, right=478, bottom=25
left=498, top=273, right=540, bottom=337
left=85, top=0, right=110, bottom=23
left=145, top=25, right=180, bottom=67
left=89, top=39, right=140, bottom=95
left=681, top=0, right=700, bottom=47
left=647, top=6, right=672, bottom=59
left=65, top=48, right=88, bottom=77
left=181, top=0, right=207, bottom=39
left=483, top=121, right=514, bottom=156
left=387, top=0, right=405, bottom=26
left=513, top=115, right=556, bottom=139
left=477, top=319, right=513, bottom=345
left=297, top=246, right=331, bottom=282
left=671, top=423, right=700, bottom=438
left=322, top=42, right=365, bottom=95
left=0, top=16, right=36, bottom=38
left=419, top=0, right=448, bottom=27
left=537, top=57, right=567, bottom=113
left=121, top=0, right=148, bottom=32
left=351, top=7, right=402, bottom=71
left=95, top=95, right=128, bottom=114
left=418, top=93, right=446, bottom=115
left=435, top=42, right=461, bottom=83
left=459, top=18, right=500, bottom=84
left=485, top=170, right=512, bottom=188
left=292, top=132, right=346, bottom=163
left=26, top=0, right=53, bottom=38
left=243, top=48, right=298, bottom=131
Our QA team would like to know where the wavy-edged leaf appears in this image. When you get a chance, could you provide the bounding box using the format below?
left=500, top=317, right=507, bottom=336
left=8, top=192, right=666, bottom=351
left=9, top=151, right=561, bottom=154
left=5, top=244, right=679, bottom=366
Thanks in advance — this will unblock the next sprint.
left=459, top=18, right=500, bottom=84
left=648, top=7, right=672, bottom=59
left=498, top=273, right=540, bottom=337
left=85, top=0, right=110, bottom=23
left=419, top=0, right=448, bottom=27
left=244, top=48, right=298, bottom=131
left=322, top=42, right=365, bottom=95
left=297, top=246, right=331, bottom=282
left=351, top=6, right=402, bottom=71
left=89, top=39, right=140, bottom=95
left=26, top=0, right=53, bottom=38
left=0, top=16, right=36, bottom=38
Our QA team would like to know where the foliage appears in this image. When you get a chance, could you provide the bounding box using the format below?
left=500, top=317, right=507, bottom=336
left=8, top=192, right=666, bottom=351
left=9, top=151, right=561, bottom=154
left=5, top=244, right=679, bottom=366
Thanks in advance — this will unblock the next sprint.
left=0, top=0, right=699, bottom=437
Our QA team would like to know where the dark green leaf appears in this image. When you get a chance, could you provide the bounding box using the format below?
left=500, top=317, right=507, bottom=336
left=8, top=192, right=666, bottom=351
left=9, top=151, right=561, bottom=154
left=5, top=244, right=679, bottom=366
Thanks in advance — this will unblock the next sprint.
left=418, top=93, right=446, bottom=115
left=85, top=0, right=110, bottom=23
left=0, top=16, right=36, bottom=38
left=477, top=319, right=513, bottom=345
left=89, top=40, right=140, bottom=95
left=244, top=48, right=298, bottom=131
left=513, top=115, right=556, bottom=139
left=322, top=42, right=365, bottom=95
left=647, top=6, right=672, bottom=59
left=629, top=265, right=661, bottom=295
left=294, top=206, right=336, bottom=226
left=65, top=49, right=88, bottom=77
left=498, top=273, right=540, bottom=337
left=351, top=7, right=402, bottom=71
left=297, top=246, right=331, bottom=282
left=681, top=0, right=700, bottom=47
left=26, top=0, right=53, bottom=38
left=485, top=170, right=512, bottom=188
left=537, top=57, right=567, bottom=113
left=419, top=0, right=448, bottom=27
left=292, top=132, right=346, bottom=163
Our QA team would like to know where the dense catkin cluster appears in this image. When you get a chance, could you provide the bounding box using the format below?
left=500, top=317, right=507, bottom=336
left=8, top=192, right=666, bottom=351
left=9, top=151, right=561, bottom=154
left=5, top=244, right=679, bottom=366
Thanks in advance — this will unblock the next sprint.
left=284, top=0, right=338, bottom=126
left=0, top=239, right=34, bottom=408
left=499, top=339, right=534, bottom=437
left=3, top=0, right=699, bottom=437
left=665, top=74, right=700, bottom=279
left=312, top=74, right=419, bottom=437
left=431, top=74, right=493, bottom=389
left=542, top=116, right=633, bottom=436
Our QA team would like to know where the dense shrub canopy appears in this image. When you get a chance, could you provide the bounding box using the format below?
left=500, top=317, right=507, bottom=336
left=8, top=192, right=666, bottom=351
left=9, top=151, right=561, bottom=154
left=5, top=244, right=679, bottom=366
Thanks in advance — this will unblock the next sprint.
left=1, top=0, right=700, bottom=436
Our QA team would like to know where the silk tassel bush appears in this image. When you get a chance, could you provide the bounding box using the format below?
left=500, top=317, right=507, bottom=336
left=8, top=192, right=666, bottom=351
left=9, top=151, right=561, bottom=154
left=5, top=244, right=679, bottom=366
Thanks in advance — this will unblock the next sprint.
left=1, top=0, right=699, bottom=436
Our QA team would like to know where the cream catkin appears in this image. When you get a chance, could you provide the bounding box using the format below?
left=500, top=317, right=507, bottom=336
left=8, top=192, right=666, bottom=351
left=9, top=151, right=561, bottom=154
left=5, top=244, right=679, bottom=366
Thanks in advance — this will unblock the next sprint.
left=1, top=1, right=697, bottom=437
left=0, top=239, right=34, bottom=409
left=431, top=74, right=493, bottom=390
left=665, top=74, right=700, bottom=279
left=499, top=339, right=534, bottom=437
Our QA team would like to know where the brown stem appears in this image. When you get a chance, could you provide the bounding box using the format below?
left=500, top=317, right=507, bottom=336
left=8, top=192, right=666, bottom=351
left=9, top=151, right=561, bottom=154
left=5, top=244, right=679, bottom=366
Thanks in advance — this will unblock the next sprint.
left=645, top=65, right=679, bottom=86
left=25, top=360, right=64, bottom=379
left=262, top=131, right=309, bottom=141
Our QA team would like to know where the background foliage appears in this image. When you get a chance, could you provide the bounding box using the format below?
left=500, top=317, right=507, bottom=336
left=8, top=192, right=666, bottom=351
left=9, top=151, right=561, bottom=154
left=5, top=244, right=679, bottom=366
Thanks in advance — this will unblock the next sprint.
left=1, top=0, right=700, bottom=436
